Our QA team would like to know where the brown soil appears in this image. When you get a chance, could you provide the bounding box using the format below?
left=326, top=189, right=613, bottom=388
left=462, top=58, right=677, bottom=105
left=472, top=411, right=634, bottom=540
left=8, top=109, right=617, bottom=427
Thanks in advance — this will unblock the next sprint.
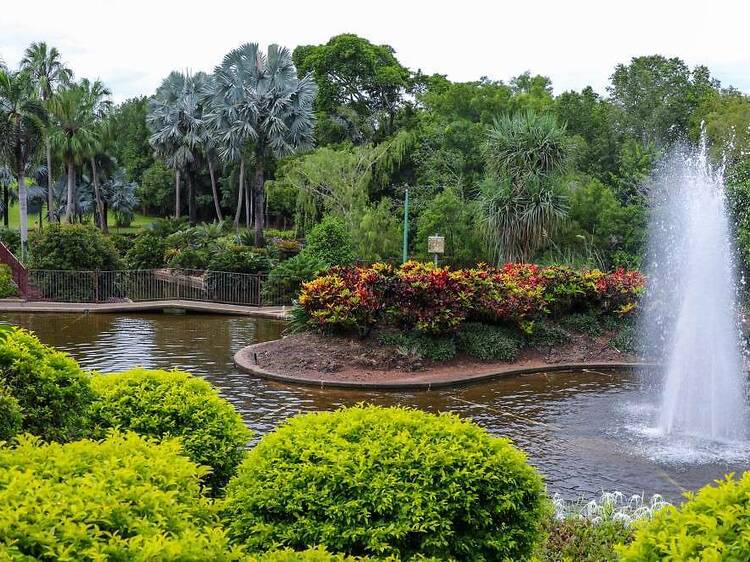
left=248, top=328, right=637, bottom=384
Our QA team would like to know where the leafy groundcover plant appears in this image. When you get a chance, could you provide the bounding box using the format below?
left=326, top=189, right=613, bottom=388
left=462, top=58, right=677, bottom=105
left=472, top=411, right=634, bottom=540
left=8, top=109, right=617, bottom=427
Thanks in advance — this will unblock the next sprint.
left=89, top=368, right=252, bottom=492
left=222, top=404, right=548, bottom=560
left=0, top=432, right=243, bottom=561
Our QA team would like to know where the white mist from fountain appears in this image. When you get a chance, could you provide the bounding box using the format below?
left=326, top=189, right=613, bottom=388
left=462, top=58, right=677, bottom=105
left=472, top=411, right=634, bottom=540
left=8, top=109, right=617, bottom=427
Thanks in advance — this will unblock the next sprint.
left=642, top=137, right=748, bottom=444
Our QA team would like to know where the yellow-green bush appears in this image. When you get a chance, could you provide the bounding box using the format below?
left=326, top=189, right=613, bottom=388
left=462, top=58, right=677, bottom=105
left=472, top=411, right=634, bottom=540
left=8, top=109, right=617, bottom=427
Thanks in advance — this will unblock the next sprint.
left=0, top=265, right=17, bottom=298
left=619, top=472, right=750, bottom=561
left=223, top=405, right=547, bottom=560
left=0, top=432, right=243, bottom=561
left=90, top=368, right=252, bottom=492
left=247, top=547, right=387, bottom=561
left=0, top=385, right=21, bottom=441
left=0, top=328, right=93, bottom=442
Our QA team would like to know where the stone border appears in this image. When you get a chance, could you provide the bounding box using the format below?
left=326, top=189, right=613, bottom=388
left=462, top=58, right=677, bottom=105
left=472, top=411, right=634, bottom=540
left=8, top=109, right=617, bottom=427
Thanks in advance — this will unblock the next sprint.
left=234, top=342, right=652, bottom=391
left=0, top=299, right=291, bottom=320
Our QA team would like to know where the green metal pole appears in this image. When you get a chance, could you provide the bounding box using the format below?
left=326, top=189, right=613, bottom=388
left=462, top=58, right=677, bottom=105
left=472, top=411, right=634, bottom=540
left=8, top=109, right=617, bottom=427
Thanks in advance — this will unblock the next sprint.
left=402, top=188, right=409, bottom=263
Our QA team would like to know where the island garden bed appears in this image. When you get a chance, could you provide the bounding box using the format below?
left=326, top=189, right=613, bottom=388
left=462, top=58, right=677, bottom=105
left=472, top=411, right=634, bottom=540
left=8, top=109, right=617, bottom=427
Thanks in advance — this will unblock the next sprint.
left=237, top=261, right=645, bottom=387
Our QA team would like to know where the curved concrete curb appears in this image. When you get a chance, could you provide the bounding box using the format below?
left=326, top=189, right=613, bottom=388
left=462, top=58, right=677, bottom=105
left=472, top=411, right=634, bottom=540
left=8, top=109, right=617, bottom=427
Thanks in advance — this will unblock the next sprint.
left=234, top=342, right=653, bottom=391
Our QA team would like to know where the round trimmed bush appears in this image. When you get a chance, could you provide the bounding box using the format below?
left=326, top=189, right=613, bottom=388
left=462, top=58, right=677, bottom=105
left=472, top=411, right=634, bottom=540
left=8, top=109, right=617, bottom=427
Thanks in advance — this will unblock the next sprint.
left=29, top=223, right=120, bottom=270
left=618, top=472, right=750, bottom=561
left=0, top=328, right=94, bottom=442
left=303, top=216, right=355, bottom=267
left=457, top=322, right=524, bottom=362
left=90, top=368, right=252, bottom=492
left=223, top=405, right=547, bottom=560
left=0, top=432, right=242, bottom=561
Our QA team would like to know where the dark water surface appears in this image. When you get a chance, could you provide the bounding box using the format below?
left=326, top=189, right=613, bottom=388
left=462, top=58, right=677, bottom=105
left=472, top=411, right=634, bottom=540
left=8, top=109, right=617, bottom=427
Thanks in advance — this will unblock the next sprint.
left=4, top=311, right=747, bottom=502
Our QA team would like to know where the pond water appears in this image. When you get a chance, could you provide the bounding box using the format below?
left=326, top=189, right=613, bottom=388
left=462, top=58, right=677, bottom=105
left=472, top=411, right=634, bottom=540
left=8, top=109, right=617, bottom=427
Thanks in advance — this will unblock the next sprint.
left=4, top=311, right=747, bottom=503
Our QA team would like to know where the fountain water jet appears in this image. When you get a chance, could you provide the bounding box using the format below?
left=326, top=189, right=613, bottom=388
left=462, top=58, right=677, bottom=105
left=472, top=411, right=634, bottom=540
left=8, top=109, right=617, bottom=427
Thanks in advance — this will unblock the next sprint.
left=643, top=138, right=747, bottom=442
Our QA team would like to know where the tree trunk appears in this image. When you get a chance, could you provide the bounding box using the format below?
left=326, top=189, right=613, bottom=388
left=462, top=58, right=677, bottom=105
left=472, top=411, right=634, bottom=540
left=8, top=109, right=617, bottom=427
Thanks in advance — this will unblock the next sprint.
left=187, top=172, right=196, bottom=225
left=46, top=141, right=55, bottom=224
left=174, top=169, right=181, bottom=219
left=91, top=157, right=107, bottom=234
left=2, top=185, right=8, bottom=228
left=245, top=173, right=251, bottom=229
left=208, top=160, right=223, bottom=222
left=103, top=201, right=109, bottom=232
left=65, top=161, right=75, bottom=223
left=253, top=160, right=265, bottom=248
left=233, top=159, right=244, bottom=228
left=18, top=157, right=28, bottom=257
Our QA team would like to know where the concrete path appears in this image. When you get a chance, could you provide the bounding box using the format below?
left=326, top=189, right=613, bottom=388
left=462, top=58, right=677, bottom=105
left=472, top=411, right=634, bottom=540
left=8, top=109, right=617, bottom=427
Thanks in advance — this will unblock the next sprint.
left=0, top=299, right=290, bottom=320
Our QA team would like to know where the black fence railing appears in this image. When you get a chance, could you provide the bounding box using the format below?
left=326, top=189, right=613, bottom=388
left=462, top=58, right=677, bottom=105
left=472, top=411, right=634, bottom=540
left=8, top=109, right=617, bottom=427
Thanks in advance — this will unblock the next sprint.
left=27, top=269, right=292, bottom=307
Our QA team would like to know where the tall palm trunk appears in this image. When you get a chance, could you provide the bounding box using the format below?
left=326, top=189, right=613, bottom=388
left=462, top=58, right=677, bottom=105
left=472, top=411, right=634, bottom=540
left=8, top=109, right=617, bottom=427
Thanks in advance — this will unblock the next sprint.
left=18, top=156, right=29, bottom=257
left=187, top=172, right=196, bottom=226
left=174, top=170, right=181, bottom=219
left=46, top=141, right=55, bottom=224
left=208, top=160, right=223, bottom=222
left=253, top=160, right=265, bottom=248
left=3, top=186, right=8, bottom=228
left=65, top=160, right=75, bottom=223
left=245, top=174, right=251, bottom=229
left=233, top=159, right=244, bottom=228
left=90, top=157, right=106, bottom=233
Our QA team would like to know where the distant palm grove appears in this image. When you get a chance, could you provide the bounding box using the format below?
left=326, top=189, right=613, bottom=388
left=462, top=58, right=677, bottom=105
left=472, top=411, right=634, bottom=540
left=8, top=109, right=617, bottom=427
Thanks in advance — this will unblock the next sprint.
left=2, top=34, right=750, bottom=270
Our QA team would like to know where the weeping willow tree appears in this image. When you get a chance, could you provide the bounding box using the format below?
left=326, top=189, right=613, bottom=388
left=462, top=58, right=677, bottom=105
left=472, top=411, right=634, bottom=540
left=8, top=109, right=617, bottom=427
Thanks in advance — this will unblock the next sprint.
left=481, top=111, right=570, bottom=263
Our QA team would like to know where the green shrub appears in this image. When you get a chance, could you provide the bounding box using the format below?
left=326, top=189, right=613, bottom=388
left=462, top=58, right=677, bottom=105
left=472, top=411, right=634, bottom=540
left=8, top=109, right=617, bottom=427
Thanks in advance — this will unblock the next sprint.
left=109, top=232, right=138, bottom=258
left=248, top=548, right=386, bottom=561
left=303, top=216, right=356, bottom=266
left=262, top=252, right=327, bottom=305
left=619, top=472, right=750, bottom=561
left=223, top=405, right=548, bottom=560
left=29, top=223, right=120, bottom=270
left=0, top=328, right=93, bottom=442
left=608, top=320, right=638, bottom=354
left=0, top=228, right=20, bottom=256
left=0, top=264, right=17, bottom=298
left=0, top=385, right=21, bottom=442
left=457, top=322, right=524, bottom=361
left=125, top=231, right=170, bottom=269
left=208, top=244, right=273, bottom=274
left=377, top=331, right=456, bottom=362
left=265, top=228, right=297, bottom=241
left=0, top=432, right=243, bottom=561
left=536, top=518, right=633, bottom=562
left=526, top=321, right=571, bottom=347
left=559, top=312, right=602, bottom=336
left=89, top=368, right=252, bottom=492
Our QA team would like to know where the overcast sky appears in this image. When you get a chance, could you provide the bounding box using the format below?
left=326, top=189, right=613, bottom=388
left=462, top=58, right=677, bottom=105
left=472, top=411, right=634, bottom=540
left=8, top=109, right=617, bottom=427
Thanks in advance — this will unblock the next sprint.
left=2, top=0, right=749, bottom=103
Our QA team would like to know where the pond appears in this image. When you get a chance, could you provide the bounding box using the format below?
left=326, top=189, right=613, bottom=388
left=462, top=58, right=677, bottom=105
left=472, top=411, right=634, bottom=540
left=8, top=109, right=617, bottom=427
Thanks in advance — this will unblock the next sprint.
left=3, top=311, right=746, bottom=503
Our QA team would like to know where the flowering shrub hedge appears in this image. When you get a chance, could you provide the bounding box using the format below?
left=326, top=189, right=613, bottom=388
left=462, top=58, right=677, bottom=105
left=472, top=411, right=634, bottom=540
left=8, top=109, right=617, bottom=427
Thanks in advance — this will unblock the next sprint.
left=298, top=261, right=644, bottom=335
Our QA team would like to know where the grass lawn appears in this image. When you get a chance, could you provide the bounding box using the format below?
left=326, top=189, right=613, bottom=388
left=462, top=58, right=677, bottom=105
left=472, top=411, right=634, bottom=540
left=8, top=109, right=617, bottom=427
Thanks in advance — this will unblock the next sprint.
left=3, top=203, right=154, bottom=234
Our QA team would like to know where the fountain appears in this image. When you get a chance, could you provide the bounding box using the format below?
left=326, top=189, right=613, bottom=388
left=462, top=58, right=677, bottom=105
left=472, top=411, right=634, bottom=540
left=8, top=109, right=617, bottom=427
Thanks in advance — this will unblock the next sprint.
left=643, top=137, right=748, bottom=442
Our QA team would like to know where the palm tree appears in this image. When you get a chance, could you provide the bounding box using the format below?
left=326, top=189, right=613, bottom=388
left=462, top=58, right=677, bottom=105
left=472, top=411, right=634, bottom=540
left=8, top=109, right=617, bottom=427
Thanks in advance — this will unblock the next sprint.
left=79, top=78, right=112, bottom=231
left=211, top=43, right=316, bottom=246
left=147, top=71, right=205, bottom=224
left=48, top=85, right=97, bottom=223
left=0, top=69, right=47, bottom=256
left=20, top=42, right=73, bottom=224
left=481, top=111, right=571, bottom=263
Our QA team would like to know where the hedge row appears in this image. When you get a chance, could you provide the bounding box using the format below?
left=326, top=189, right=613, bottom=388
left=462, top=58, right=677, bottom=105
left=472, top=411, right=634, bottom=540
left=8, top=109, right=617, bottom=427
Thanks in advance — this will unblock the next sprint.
left=298, top=261, right=645, bottom=335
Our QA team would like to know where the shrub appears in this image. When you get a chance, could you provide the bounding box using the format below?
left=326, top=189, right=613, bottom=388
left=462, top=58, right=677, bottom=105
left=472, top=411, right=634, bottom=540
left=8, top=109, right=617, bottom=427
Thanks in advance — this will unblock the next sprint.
left=377, top=331, right=456, bottom=362
left=526, top=321, right=571, bottom=347
left=208, top=244, right=273, bottom=274
left=466, top=263, right=548, bottom=324
left=303, top=216, right=356, bottom=266
left=0, top=264, right=17, bottom=298
left=537, top=518, right=633, bottom=562
left=559, top=312, right=602, bottom=336
left=262, top=252, right=328, bottom=305
left=619, top=472, right=750, bottom=561
left=223, top=405, right=548, bottom=560
left=109, top=232, right=138, bottom=257
left=89, top=368, right=252, bottom=492
left=595, top=268, right=645, bottom=315
left=29, top=223, right=120, bottom=270
left=0, top=228, right=20, bottom=256
left=457, top=322, right=524, bottom=361
left=248, top=548, right=386, bottom=561
left=125, top=231, right=170, bottom=269
left=0, top=328, right=93, bottom=442
left=0, top=432, right=242, bottom=561
left=0, top=385, right=21, bottom=442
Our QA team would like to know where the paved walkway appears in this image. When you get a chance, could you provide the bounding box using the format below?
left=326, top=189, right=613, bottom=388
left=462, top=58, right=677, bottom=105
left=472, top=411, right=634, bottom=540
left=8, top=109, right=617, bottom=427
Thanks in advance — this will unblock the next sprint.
left=0, top=299, right=290, bottom=320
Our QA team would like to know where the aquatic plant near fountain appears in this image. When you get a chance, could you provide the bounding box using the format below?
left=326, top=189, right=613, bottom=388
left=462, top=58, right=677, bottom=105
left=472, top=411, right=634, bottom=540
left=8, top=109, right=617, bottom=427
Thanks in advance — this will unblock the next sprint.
left=643, top=139, right=748, bottom=441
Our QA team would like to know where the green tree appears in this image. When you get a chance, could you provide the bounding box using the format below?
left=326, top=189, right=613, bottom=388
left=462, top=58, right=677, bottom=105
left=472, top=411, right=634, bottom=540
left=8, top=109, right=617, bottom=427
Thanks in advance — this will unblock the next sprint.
left=108, top=97, right=153, bottom=185
left=293, top=34, right=411, bottom=144
left=20, top=42, right=73, bottom=223
left=212, top=43, right=316, bottom=246
left=0, top=69, right=47, bottom=255
left=481, top=111, right=571, bottom=262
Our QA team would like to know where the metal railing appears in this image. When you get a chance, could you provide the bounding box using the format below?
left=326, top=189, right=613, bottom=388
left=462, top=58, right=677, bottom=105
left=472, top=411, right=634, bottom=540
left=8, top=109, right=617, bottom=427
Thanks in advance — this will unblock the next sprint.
left=26, top=269, right=295, bottom=307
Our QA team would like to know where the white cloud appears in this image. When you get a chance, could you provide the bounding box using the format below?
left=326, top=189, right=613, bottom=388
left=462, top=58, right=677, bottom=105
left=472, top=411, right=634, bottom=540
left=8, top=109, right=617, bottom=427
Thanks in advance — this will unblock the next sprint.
left=1, top=0, right=748, bottom=102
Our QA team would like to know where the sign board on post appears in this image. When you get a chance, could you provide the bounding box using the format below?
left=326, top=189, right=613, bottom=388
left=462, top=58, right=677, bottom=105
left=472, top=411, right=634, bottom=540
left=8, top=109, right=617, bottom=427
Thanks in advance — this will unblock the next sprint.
left=427, top=235, right=445, bottom=265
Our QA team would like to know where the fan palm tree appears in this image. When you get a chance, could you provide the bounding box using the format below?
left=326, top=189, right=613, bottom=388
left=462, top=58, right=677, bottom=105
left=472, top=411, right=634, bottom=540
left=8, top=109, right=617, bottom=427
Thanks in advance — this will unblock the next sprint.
left=210, top=43, right=316, bottom=246
left=0, top=69, right=47, bottom=256
left=20, top=42, right=73, bottom=224
left=79, top=78, right=112, bottom=231
left=481, top=110, right=571, bottom=263
left=102, top=169, right=139, bottom=228
left=48, top=85, right=97, bottom=223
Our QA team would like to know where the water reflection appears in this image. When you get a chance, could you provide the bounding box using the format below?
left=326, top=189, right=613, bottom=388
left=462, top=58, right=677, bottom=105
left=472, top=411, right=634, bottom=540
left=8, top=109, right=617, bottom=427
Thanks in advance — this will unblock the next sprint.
left=2, top=312, right=744, bottom=502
